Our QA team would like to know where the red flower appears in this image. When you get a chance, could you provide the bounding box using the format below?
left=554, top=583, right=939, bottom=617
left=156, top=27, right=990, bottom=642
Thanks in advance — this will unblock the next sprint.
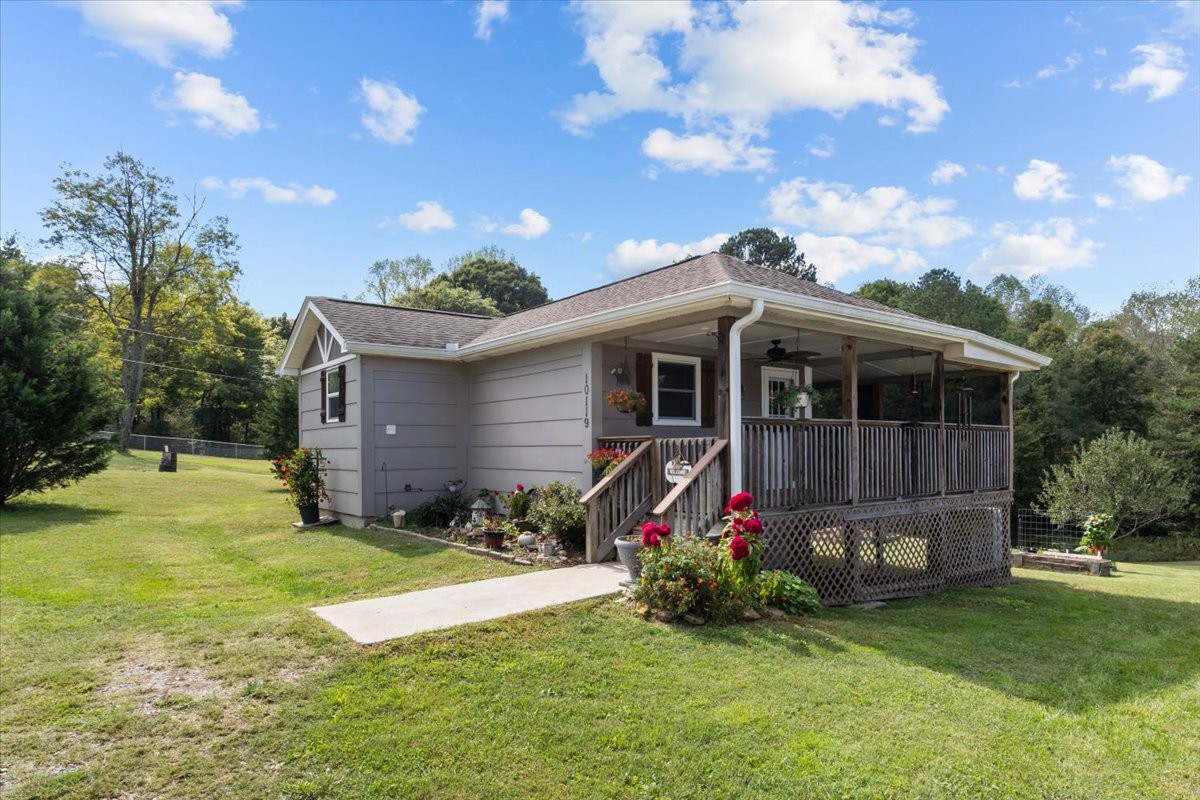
left=641, top=521, right=657, bottom=536
left=656, top=523, right=672, bottom=538
left=642, top=529, right=661, bottom=548
left=729, top=534, right=750, bottom=560
left=744, top=517, right=763, bottom=534
left=516, top=484, right=525, bottom=492
left=729, top=492, right=754, bottom=512
left=731, top=516, right=744, bottom=532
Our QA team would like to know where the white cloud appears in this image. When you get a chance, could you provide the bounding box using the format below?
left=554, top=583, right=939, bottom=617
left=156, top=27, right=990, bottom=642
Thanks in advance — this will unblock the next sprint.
left=1112, top=43, right=1187, bottom=101
left=564, top=1, right=948, bottom=173
left=474, top=0, right=509, bottom=40
left=641, top=128, right=773, bottom=173
left=154, top=71, right=259, bottom=136
left=1036, top=53, right=1081, bottom=80
left=502, top=208, right=552, bottom=239
left=808, top=134, right=835, bottom=159
left=766, top=177, right=972, bottom=248
left=607, top=232, right=729, bottom=276
left=69, top=0, right=240, bottom=66
left=969, top=218, right=1101, bottom=278
left=358, top=77, right=424, bottom=144
left=792, top=232, right=926, bottom=283
left=201, top=176, right=336, bottom=205
left=1107, top=154, right=1192, bottom=201
left=930, top=161, right=966, bottom=185
left=386, top=201, right=456, bottom=232
left=1013, top=159, right=1075, bottom=202
left=1093, top=193, right=1115, bottom=208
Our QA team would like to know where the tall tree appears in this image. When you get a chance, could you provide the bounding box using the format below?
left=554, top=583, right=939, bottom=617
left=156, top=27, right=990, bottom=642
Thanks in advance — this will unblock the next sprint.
left=719, top=228, right=817, bottom=281
left=856, top=269, right=1009, bottom=339
left=433, top=246, right=549, bottom=313
left=397, top=283, right=501, bottom=316
left=0, top=241, right=114, bottom=507
left=359, top=256, right=433, bottom=305
left=40, top=152, right=239, bottom=452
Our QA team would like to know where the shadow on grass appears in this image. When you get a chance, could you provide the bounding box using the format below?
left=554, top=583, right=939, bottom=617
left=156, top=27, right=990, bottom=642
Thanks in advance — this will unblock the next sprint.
left=809, top=573, right=1200, bottom=713
left=325, top=525, right=458, bottom=562
left=0, top=502, right=120, bottom=534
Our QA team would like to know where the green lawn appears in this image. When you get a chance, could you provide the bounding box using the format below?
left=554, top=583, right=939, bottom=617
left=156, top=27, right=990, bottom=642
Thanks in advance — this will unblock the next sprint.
left=2, top=453, right=1197, bottom=799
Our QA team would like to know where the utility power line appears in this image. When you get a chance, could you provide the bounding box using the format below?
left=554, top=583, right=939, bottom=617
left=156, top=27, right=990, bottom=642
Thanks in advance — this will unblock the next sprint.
left=60, top=314, right=269, bottom=354
left=117, top=358, right=268, bottom=384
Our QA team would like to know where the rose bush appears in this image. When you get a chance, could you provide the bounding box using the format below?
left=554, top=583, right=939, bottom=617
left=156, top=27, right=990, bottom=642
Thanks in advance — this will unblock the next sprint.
left=270, top=447, right=328, bottom=509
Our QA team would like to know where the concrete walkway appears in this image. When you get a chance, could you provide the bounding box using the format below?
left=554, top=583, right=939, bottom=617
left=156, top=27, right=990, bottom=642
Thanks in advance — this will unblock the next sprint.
left=311, top=562, right=627, bottom=644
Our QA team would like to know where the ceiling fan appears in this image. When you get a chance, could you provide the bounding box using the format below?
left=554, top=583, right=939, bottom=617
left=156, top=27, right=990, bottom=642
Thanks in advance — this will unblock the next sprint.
left=756, top=336, right=820, bottom=365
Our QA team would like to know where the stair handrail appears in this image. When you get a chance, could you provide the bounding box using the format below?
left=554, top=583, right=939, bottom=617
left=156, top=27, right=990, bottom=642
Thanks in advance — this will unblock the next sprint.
left=651, top=438, right=728, bottom=534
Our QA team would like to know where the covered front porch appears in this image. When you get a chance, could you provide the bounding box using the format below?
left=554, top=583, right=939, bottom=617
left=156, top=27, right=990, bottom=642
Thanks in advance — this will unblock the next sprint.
left=580, top=304, right=1027, bottom=605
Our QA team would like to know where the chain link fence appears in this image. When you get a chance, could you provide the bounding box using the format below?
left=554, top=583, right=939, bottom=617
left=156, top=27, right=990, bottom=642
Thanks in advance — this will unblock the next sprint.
left=101, top=432, right=264, bottom=460
left=1014, top=508, right=1082, bottom=552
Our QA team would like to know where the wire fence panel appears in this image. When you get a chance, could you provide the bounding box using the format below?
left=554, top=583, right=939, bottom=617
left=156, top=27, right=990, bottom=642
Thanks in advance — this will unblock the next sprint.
left=101, top=432, right=264, bottom=460
left=1014, top=508, right=1081, bottom=552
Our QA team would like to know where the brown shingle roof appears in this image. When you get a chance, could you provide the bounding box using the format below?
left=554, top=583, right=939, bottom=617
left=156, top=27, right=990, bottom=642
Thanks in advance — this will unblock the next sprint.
left=311, top=253, right=924, bottom=350
left=466, top=252, right=920, bottom=344
left=309, top=297, right=497, bottom=349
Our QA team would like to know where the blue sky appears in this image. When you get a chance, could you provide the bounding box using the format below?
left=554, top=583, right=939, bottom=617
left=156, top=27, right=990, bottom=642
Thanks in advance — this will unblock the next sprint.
left=1, top=1, right=1197, bottom=319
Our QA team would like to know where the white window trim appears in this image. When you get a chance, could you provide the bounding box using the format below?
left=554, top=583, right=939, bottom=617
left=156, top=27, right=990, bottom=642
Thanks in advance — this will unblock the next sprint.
left=761, top=366, right=800, bottom=418
left=651, top=352, right=701, bottom=427
left=325, top=367, right=342, bottom=423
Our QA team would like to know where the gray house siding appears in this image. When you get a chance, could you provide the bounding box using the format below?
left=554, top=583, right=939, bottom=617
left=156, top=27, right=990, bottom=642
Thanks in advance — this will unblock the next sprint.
left=298, top=340, right=362, bottom=521
left=467, top=344, right=588, bottom=493
left=360, top=356, right=469, bottom=517
left=597, top=343, right=720, bottom=439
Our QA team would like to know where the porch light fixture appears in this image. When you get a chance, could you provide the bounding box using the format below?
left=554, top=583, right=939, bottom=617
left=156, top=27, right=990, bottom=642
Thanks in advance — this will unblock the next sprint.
left=611, top=336, right=631, bottom=386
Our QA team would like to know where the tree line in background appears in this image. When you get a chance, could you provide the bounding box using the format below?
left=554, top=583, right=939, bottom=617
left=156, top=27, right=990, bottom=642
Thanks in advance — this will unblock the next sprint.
left=2, top=152, right=1195, bottom=535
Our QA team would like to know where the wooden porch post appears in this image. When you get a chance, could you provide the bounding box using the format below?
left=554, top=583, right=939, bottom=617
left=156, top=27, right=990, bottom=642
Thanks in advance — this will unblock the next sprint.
left=1001, top=371, right=1014, bottom=492
left=715, top=316, right=734, bottom=497
left=932, top=352, right=945, bottom=496
left=842, top=336, right=859, bottom=506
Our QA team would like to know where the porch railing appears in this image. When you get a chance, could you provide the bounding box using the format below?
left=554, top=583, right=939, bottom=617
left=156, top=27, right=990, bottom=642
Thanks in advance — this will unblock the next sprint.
left=651, top=439, right=728, bottom=537
left=597, top=435, right=716, bottom=499
left=579, top=438, right=655, bottom=562
left=743, top=418, right=1010, bottom=510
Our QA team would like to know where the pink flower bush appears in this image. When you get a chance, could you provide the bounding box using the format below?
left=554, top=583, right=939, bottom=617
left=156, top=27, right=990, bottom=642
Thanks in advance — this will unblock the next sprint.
left=729, top=534, right=750, bottom=561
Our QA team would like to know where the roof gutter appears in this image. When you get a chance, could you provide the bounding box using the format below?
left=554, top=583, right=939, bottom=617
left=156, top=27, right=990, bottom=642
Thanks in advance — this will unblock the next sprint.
left=728, top=298, right=764, bottom=496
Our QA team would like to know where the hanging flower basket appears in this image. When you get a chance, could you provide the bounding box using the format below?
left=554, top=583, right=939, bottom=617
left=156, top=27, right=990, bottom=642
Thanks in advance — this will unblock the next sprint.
left=606, top=388, right=647, bottom=415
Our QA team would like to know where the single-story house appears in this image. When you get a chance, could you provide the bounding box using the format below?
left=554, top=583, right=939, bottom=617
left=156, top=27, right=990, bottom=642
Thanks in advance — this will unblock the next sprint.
left=279, top=252, right=1049, bottom=604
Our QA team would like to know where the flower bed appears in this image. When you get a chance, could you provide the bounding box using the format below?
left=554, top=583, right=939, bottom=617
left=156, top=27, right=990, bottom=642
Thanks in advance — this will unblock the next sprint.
left=632, top=491, right=820, bottom=623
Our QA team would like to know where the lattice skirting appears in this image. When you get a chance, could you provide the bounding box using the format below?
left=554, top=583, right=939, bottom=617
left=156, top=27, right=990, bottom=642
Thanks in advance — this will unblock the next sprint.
left=762, top=492, right=1013, bottom=606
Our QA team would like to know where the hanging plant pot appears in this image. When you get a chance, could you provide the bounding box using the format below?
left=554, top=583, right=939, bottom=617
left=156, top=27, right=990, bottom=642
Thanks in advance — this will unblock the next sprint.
left=298, top=503, right=320, bottom=525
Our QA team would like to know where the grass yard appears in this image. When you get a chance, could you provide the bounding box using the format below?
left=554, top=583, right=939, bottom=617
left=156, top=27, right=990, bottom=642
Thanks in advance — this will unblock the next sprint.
left=2, top=453, right=1198, bottom=799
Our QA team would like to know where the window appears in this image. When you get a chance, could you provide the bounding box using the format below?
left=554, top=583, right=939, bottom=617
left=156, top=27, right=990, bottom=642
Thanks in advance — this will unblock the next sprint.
left=325, top=367, right=342, bottom=423
left=652, top=353, right=701, bottom=426
left=762, top=367, right=799, bottom=418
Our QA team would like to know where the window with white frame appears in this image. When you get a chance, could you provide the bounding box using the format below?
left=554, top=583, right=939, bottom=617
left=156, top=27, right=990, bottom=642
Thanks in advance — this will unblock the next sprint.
left=652, top=353, right=701, bottom=426
left=325, top=367, right=342, bottom=423
left=762, top=366, right=799, bottom=418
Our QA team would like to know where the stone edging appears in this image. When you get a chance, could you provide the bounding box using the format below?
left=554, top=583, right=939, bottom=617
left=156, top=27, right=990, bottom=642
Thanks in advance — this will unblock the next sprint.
left=366, top=524, right=535, bottom=567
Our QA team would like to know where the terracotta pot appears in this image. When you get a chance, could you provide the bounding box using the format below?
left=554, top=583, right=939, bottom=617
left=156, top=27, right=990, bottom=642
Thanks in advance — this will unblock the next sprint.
left=1088, top=544, right=1108, bottom=557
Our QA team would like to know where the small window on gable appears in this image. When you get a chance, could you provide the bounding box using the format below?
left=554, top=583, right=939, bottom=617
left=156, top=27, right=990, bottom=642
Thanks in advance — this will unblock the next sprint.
left=325, top=367, right=342, bottom=423
left=652, top=353, right=701, bottom=426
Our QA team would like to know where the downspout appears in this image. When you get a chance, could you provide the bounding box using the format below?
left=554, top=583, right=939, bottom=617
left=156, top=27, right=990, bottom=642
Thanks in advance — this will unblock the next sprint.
left=728, top=298, right=765, bottom=495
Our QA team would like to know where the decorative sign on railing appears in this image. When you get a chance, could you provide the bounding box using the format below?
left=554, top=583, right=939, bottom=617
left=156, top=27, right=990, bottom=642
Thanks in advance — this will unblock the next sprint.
left=664, top=457, right=692, bottom=485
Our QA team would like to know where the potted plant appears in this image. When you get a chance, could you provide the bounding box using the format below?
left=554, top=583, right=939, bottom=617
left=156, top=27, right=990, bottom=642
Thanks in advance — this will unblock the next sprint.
left=270, top=447, right=329, bottom=525
left=770, top=385, right=814, bottom=415
left=617, top=521, right=671, bottom=584
left=481, top=516, right=505, bottom=550
left=1079, top=512, right=1115, bottom=557
left=506, top=483, right=537, bottom=530
left=606, top=388, right=647, bottom=415
left=586, top=448, right=631, bottom=479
